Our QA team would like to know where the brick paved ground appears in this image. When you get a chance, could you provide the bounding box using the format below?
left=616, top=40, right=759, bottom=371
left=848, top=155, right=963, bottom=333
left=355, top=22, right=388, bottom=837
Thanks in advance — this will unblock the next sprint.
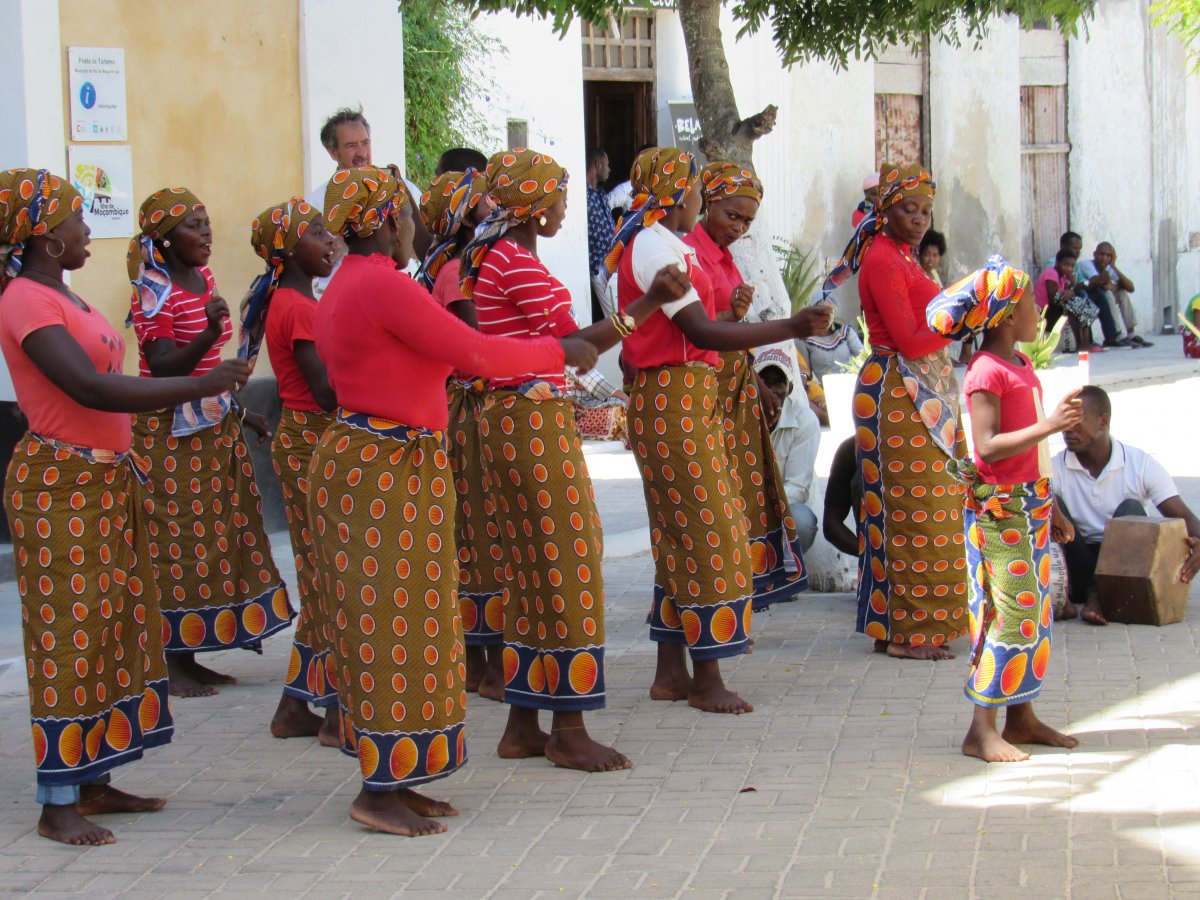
left=0, top=355, right=1196, bottom=898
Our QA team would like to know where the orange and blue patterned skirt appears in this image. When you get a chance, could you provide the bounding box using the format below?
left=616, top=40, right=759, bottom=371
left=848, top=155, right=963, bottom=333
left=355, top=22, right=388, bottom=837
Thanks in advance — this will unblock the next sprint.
left=131, top=409, right=292, bottom=653
left=630, top=365, right=753, bottom=659
left=307, top=410, right=466, bottom=789
left=714, top=350, right=807, bottom=609
left=272, top=408, right=337, bottom=708
left=963, top=475, right=1056, bottom=706
left=446, top=379, right=505, bottom=647
left=479, top=384, right=606, bottom=712
left=6, top=436, right=173, bottom=787
left=853, top=351, right=970, bottom=648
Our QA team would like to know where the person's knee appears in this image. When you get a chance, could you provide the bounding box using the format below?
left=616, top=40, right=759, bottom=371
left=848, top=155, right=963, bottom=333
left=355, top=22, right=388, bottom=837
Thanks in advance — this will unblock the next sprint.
left=1113, top=498, right=1146, bottom=518
left=792, top=503, right=818, bottom=552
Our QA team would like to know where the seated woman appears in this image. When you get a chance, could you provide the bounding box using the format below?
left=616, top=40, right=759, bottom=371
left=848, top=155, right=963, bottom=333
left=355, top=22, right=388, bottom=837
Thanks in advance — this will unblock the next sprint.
left=309, top=165, right=598, bottom=835
left=0, top=169, right=247, bottom=845
left=1034, top=250, right=1101, bottom=353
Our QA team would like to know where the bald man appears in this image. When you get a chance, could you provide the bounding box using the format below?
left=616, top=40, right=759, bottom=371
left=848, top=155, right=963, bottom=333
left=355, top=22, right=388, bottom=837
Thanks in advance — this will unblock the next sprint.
left=1077, top=242, right=1152, bottom=348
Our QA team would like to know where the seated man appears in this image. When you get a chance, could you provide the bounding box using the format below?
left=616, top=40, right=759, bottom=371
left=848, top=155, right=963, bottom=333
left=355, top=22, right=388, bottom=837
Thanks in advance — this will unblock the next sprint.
left=1052, top=386, right=1200, bottom=624
left=1077, top=242, right=1152, bottom=348
left=823, top=435, right=861, bottom=557
left=755, top=352, right=821, bottom=551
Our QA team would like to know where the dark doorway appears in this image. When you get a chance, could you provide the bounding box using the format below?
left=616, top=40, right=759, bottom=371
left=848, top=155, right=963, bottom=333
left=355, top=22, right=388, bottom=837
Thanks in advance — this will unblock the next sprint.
left=584, top=80, right=655, bottom=192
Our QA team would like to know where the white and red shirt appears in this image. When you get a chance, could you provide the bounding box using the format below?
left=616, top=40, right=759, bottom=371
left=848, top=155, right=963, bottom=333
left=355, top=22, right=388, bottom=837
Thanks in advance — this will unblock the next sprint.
left=130, top=265, right=231, bottom=377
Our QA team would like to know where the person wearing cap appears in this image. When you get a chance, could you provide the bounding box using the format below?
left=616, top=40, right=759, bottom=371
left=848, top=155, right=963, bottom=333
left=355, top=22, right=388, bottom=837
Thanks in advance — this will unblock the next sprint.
left=852, top=172, right=879, bottom=228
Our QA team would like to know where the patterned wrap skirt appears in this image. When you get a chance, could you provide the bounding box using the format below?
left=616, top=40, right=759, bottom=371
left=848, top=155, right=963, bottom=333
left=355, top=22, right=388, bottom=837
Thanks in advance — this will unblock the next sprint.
left=272, top=408, right=338, bottom=708
left=630, top=365, right=753, bottom=660
left=714, top=350, right=807, bottom=609
left=6, top=436, right=173, bottom=787
left=307, top=411, right=466, bottom=790
left=853, top=350, right=970, bottom=647
left=963, top=475, right=1056, bottom=707
left=446, top=379, right=505, bottom=647
left=479, top=383, right=606, bottom=712
left=131, top=409, right=292, bottom=653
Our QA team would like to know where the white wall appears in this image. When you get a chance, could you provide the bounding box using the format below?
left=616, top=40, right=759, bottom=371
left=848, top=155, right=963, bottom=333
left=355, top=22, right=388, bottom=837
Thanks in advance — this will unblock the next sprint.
left=299, top=0, right=407, bottom=198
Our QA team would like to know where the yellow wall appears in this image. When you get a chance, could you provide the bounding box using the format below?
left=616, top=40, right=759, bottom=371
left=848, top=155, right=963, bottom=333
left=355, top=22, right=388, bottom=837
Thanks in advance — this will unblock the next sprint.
left=58, top=0, right=303, bottom=376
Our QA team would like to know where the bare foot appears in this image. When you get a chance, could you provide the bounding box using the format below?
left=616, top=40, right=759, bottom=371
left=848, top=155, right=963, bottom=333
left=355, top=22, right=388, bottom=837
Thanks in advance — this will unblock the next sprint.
left=477, top=670, right=505, bottom=703
left=742, top=637, right=755, bottom=656
left=497, top=708, right=549, bottom=759
left=1003, top=708, right=1079, bottom=750
left=545, top=728, right=632, bottom=772
left=962, top=720, right=1031, bottom=763
left=76, top=785, right=166, bottom=816
left=649, top=672, right=692, bottom=702
left=183, top=656, right=238, bottom=685
left=349, top=789, right=446, bottom=836
left=873, top=638, right=888, bottom=654
left=397, top=788, right=459, bottom=817
left=1080, top=596, right=1108, bottom=626
left=886, top=643, right=956, bottom=661
left=317, top=708, right=341, bottom=748
left=37, top=804, right=116, bottom=846
left=167, top=655, right=217, bottom=698
left=1055, top=600, right=1078, bottom=622
left=464, top=645, right=486, bottom=693
left=270, top=694, right=323, bottom=739
left=650, top=644, right=691, bottom=701
left=689, top=659, right=753, bottom=714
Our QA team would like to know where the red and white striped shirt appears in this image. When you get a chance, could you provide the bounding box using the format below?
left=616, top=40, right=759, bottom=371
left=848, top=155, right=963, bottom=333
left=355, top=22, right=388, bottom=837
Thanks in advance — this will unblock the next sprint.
left=472, top=240, right=577, bottom=390
left=131, top=266, right=231, bottom=378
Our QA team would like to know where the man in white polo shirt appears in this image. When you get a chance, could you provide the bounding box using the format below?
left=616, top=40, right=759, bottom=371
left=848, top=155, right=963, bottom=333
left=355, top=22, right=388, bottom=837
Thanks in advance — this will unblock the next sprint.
left=1052, top=386, right=1200, bottom=624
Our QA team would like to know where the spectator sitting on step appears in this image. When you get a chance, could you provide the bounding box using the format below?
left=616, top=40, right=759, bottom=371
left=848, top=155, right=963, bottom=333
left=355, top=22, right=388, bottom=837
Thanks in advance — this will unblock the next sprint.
left=755, top=350, right=821, bottom=551
left=823, top=436, right=862, bottom=557
left=1043, top=230, right=1083, bottom=272
left=1181, top=291, right=1200, bottom=359
left=1035, top=250, right=1102, bottom=354
left=1052, top=385, right=1200, bottom=625
left=852, top=172, right=879, bottom=229
left=1077, top=242, right=1152, bottom=349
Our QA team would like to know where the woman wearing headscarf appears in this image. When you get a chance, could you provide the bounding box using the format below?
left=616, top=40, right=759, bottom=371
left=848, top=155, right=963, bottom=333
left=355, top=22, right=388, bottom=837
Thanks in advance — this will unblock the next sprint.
left=0, top=169, right=247, bottom=845
left=461, top=148, right=690, bottom=771
left=608, top=147, right=831, bottom=714
left=243, top=199, right=342, bottom=745
left=418, top=170, right=506, bottom=699
left=309, top=165, right=596, bottom=836
left=127, top=189, right=292, bottom=697
left=683, top=161, right=808, bottom=610
left=819, top=163, right=969, bottom=661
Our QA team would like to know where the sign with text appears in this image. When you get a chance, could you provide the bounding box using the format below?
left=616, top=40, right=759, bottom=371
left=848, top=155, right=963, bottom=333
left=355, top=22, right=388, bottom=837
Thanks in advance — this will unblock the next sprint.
left=68, top=47, right=128, bottom=141
left=667, top=101, right=705, bottom=163
left=69, top=144, right=135, bottom=239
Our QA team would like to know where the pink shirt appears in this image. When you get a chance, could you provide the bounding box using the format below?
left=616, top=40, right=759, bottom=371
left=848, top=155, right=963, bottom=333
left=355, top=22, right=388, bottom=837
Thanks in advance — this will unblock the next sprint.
left=472, top=240, right=578, bottom=390
left=432, top=258, right=464, bottom=309
left=315, top=254, right=563, bottom=430
left=0, top=279, right=132, bottom=453
left=682, top=224, right=741, bottom=314
left=963, top=350, right=1049, bottom=485
left=265, top=287, right=320, bottom=411
left=858, top=233, right=947, bottom=359
left=1033, top=266, right=1068, bottom=312
left=130, top=266, right=231, bottom=378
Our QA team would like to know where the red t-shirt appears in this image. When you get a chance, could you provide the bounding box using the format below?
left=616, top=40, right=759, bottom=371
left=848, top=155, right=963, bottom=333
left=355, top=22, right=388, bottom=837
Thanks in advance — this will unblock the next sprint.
left=472, top=239, right=579, bottom=390
left=432, top=258, right=464, bottom=309
left=315, top=254, right=564, bottom=430
left=265, top=287, right=321, bottom=411
left=0, top=279, right=132, bottom=453
left=130, top=265, right=231, bottom=377
left=682, top=224, right=741, bottom=314
left=858, top=232, right=946, bottom=359
left=617, top=226, right=719, bottom=369
left=963, top=350, right=1049, bottom=484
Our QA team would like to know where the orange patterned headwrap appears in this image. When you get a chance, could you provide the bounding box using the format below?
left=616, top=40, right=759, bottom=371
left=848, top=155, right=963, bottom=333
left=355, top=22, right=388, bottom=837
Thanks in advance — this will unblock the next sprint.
left=0, top=168, right=83, bottom=287
left=700, top=160, right=763, bottom=206
left=324, top=166, right=407, bottom=239
left=604, top=146, right=699, bottom=274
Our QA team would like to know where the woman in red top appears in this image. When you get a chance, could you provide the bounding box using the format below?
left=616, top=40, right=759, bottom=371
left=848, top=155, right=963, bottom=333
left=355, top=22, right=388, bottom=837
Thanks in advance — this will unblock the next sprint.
left=461, top=148, right=689, bottom=773
left=683, top=161, right=808, bottom=611
left=240, top=199, right=343, bottom=745
left=127, top=189, right=291, bottom=696
left=418, top=169, right=509, bottom=699
left=821, top=163, right=969, bottom=660
left=0, top=169, right=247, bottom=845
left=609, top=147, right=831, bottom=715
left=308, top=166, right=596, bottom=837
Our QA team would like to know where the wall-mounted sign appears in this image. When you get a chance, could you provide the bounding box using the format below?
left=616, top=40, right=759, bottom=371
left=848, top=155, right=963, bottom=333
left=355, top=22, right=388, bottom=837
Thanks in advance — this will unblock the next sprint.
left=68, top=47, right=127, bottom=141
left=667, top=101, right=704, bottom=163
left=68, top=145, right=135, bottom=239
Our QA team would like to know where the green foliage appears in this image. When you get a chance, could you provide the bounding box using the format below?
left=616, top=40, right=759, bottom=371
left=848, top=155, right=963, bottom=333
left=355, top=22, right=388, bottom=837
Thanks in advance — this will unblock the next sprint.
left=1152, top=0, right=1200, bottom=73
left=401, top=0, right=500, bottom=187
left=1017, top=312, right=1068, bottom=370
left=773, top=240, right=821, bottom=314
left=838, top=316, right=872, bottom=373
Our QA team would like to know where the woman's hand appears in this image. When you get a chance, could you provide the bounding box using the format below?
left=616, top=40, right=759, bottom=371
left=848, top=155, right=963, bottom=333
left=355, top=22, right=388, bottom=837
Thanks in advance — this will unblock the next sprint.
left=204, top=293, right=230, bottom=337
left=789, top=304, right=834, bottom=339
left=729, top=284, right=754, bottom=321
left=644, top=265, right=691, bottom=306
left=197, top=359, right=251, bottom=395
left=242, top=409, right=272, bottom=446
left=559, top=337, right=598, bottom=372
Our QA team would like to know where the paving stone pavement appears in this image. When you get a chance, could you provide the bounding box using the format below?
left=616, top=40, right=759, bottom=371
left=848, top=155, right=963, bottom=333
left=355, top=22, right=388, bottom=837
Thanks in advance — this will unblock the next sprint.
left=0, top=370, right=1196, bottom=898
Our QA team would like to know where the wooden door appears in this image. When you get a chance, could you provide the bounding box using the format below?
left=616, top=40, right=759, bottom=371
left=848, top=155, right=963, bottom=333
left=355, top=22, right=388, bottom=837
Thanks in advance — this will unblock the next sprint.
left=874, top=94, right=923, bottom=169
left=1020, top=85, right=1069, bottom=273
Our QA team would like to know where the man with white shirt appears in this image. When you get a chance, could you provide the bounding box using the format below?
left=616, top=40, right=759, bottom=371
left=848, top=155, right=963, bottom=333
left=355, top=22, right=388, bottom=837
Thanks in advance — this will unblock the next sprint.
left=1052, top=386, right=1200, bottom=624
left=1077, top=241, right=1151, bottom=348
left=754, top=350, right=820, bottom=551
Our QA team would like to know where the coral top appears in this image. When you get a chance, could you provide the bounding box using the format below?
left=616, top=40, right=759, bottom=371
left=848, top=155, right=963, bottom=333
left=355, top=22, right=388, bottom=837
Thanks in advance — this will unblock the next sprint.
left=683, top=224, right=741, bottom=314
left=962, top=350, right=1050, bottom=484
left=0, top=279, right=132, bottom=453
left=265, top=287, right=321, bottom=412
left=857, top=232, right=946, bottom=359
left=315, top=254, right=563, bottom=430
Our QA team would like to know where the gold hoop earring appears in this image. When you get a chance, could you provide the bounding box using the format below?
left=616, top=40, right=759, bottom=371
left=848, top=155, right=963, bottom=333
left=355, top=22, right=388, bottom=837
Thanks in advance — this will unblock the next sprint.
left=46, top=237, right=65, bottom=259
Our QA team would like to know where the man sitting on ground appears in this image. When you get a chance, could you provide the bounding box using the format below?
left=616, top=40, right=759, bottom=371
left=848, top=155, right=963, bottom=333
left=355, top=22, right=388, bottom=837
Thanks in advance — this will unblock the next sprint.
left=1077, top=242, right=1151, bottom=348
left=1052, top=386, right=1199, bottom=624
left=755, top=351, right=821, bottom=551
